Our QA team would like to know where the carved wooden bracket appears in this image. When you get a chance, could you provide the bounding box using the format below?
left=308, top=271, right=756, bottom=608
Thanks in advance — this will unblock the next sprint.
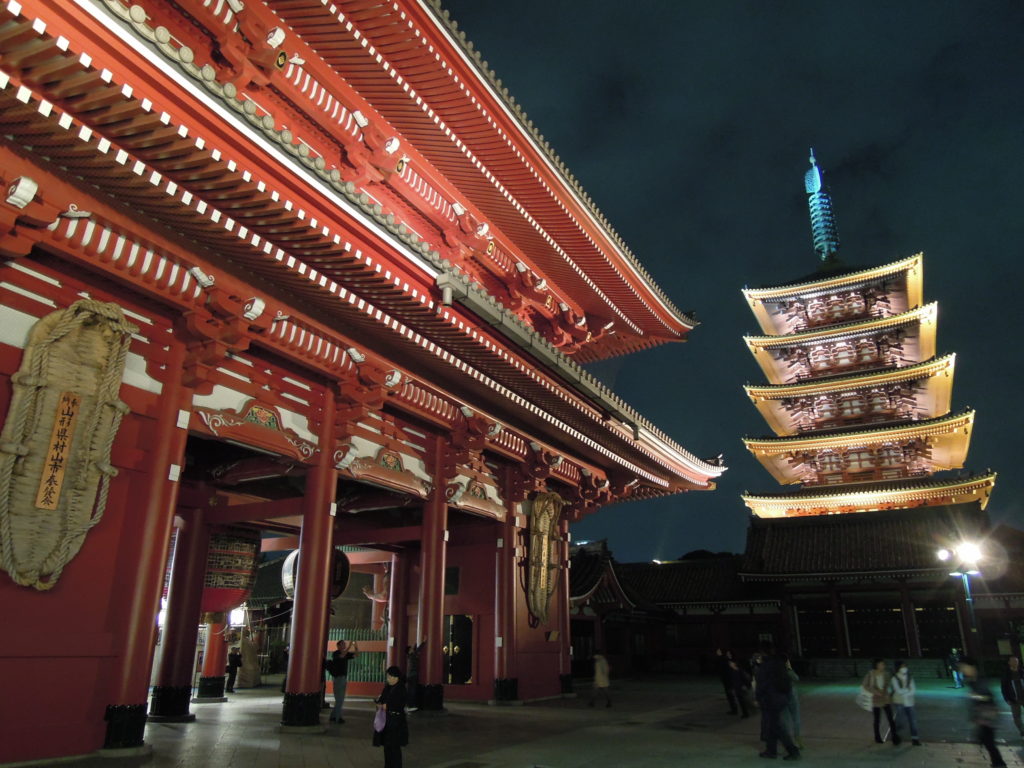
left=502, top=442, right=562, bottom=504
left=0, top=175, right=83, bottom=259
left=195, top=400, right=318, bottom=463
left=335, top=359, right=402, bottom=427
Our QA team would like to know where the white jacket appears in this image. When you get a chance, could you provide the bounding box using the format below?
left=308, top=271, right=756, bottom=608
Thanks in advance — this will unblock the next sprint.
left=890, top=670, right=916, bottom=706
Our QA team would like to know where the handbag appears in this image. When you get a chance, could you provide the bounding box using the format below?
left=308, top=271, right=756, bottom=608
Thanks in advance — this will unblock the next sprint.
left=373, top=707, right=387, bottom=733
left=855, top=689, right=874, bottom=712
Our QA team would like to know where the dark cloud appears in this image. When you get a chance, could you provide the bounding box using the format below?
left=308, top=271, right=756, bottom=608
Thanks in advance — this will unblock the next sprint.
left=443, top=0, right=1024, bottom=562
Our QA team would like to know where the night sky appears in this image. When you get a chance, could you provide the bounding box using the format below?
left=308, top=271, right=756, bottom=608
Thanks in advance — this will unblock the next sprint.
left=442, top=1, right=1024, bottom=562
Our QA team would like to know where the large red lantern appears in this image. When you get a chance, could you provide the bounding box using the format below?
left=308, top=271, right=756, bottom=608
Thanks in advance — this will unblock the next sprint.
left=200, top=526, right=260, bottom=616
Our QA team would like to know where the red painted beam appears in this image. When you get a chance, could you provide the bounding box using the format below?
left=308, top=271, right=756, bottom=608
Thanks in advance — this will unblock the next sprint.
left=335, top=525, right=423, bottom=548
left=206, top=497, right=304, bottom=526
left=261, top=536, right=300, bottom=552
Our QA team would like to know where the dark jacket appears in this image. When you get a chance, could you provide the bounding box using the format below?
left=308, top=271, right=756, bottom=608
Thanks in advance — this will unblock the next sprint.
left=754, top=654, right=792, bottom=710
left=329, top=650, right=355, bottom=678
left=373, top=682, right=409, bottom=748
left=227, top=651, right=242, bottom=670
left=730, top=665, right=752, bottom=691
left=715, top=654, right=731, bottom=683
left=966, top=678, right=999, bottom=727
left=1001, top=667, right=1024, bottom=704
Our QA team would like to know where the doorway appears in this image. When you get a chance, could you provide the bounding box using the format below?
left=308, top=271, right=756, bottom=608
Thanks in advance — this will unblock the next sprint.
left=443, top=614, right=473, bottom=684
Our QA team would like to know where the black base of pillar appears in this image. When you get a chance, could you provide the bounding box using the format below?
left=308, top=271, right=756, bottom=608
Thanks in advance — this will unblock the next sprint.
left=281, top=691, right=323, bottom=727
left=103, top=703, right=147, bottom=749
left=493, top=677, right=518, bottom=701
left=418, top=683, right=444, bottom=711
left=197, top=675, right=226, bottom=699
left=559, top=673, right=574, bottom=694
left=149, top=684, right=193, bottom=719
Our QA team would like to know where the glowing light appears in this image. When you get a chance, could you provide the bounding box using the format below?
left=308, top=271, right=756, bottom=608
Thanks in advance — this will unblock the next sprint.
left=956, top=542, right=982, bottom=564
left=229, top=607, right=246, bottom=626
left=936, top=548, right=951, bottom=561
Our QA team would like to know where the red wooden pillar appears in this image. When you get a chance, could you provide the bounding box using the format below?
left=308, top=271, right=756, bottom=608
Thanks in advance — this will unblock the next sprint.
left=493, top=509, right=519, bottom=700
left=419, top=471, right=448, bottom=710
left=558, top=516, right=572, bottom=689
left=387, top=551, right=410, bottom=669
left=281, top=388, right=337, bottom=728
left=102, top=342, right=191, bottom=751
left=195, top=622, right=229, bottom=700
left=149, top=508, right=210, bottom=721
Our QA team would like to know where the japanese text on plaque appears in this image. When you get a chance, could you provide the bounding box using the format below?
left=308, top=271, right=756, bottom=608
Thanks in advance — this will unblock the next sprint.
left=35, top=392, right=81, bottom=510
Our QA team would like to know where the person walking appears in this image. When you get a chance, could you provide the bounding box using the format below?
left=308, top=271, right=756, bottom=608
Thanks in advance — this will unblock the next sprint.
left=373, top=665, right=409, bottom=768
left=588, top=651, right=612, bottom=707
left=225, top=646, right=242, bottom=693
left=1000, top=656, right=1024, bottom=738
left=754, top=643, right=801, bottom=761
left=948, top=647, right=964, bottom=688
left=861, top=658, right=900, bottom=745
left=781, top=655, right=803, bottom=750
left=960, top=656, right=1007, bottom=767
left=328, top=639, right=359, bottom=723
left=728, top=658, right=752, bottom=718
left=890, top=660, right=921, bottom=746
left=715, top=648, right=739, bottom=714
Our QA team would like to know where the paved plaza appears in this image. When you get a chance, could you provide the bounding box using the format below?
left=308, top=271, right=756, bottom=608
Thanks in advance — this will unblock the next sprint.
left=48, top=675, right=1023, bottom=768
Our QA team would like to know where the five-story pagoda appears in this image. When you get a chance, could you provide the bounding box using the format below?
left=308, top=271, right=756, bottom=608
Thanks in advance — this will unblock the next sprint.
left=736, top=152, right=997, bottom=660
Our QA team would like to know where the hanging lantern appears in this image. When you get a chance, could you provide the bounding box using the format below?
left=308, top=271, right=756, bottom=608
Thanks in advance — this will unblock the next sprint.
left=281, top=548, right=351, bottom=601
left=200, top=526, right=260, bottom=618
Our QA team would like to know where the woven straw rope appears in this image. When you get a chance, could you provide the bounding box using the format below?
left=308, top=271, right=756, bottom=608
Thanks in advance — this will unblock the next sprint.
left=0, top=299, right=136, bottom=590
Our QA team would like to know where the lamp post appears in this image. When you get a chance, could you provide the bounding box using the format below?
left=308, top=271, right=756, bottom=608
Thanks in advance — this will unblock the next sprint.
left=937, top=542, right=982, bottom=657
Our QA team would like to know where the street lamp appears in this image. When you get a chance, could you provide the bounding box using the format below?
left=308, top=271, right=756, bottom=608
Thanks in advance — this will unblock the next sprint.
left=937, top=541, right=983, bottom=656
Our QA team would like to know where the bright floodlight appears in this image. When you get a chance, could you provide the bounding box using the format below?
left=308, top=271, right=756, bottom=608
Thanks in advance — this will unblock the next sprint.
left=936, top=548, right=952, bottom=561
left=957, top=542, right=982, bottom=564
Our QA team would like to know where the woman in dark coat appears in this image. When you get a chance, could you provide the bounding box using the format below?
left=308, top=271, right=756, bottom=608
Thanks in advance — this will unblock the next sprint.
left=373, top=665, right=409, bottom=768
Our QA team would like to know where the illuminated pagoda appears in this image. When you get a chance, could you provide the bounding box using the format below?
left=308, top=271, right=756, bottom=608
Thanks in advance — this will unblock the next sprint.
left=736, top=151, right=997, bottom=660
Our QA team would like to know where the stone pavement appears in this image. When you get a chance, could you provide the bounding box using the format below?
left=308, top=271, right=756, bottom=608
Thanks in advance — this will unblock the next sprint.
left=62, top=676, right=1024, bottom=768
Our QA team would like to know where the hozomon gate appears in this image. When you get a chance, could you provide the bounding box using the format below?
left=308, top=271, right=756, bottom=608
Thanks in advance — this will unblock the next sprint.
left=0, top=0, right=725, bottom=762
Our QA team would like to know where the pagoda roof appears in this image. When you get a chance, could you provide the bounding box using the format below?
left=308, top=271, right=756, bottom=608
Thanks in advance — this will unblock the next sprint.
left=264, top=0, right=697, bottom=361
left=745, top=354, right=955, bottom=400
left=741, top=472, right=997, bottom=518
left=743, top=253, right=923, bottom=304
left=745, top=355, right=956, bottom=436
left=744, top=409, right=975, bottom=485
left=744, top=302, right=937, bottom=350
left=739, top=503, right=990, bottom=580
left=745, top=303, right=937, bottom=385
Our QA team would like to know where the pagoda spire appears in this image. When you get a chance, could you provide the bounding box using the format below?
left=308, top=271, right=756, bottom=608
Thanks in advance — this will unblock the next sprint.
left=804, top=149, right=840, bottom=263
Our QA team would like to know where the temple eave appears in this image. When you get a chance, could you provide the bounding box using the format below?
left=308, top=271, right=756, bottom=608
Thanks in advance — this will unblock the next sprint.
left=741, top=472, right=997, bottom=518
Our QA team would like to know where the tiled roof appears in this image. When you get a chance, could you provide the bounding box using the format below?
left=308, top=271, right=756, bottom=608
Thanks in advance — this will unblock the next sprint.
left=743, top=472, right=996, bottom=501
left=569, top=543, right=612, bottom=600
left=745, top=254, right=919, bottom=295
left=569, top=542, right=662, bottom=612
left=740, top=503, right=989, bottom=577
left=615, top=557, right=775, bottom=605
